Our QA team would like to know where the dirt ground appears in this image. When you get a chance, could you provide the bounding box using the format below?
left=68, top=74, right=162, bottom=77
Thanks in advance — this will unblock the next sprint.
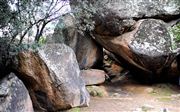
left=75, top=77, right=180, bottom=112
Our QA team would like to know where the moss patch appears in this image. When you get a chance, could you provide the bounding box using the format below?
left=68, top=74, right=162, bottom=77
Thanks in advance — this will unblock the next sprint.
left=157, top=97, right=172, bottom=102
left=141, top=105, right=153, bottom=112
left=87, top=86, right=108, bottom=97
left=150, top=84, right=178, bottom=97
left=69, top=107, right=80, bottom=112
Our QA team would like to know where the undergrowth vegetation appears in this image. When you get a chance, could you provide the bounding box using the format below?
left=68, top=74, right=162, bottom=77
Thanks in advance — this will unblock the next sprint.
left=169, top=22, right=180, bottom=50
left=171, top=23, right=180, bottom=42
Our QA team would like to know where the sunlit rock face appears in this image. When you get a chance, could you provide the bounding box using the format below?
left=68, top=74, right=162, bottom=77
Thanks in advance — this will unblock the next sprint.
left=72, top=0, right=180, bottom=18
left=16, top=44, right=90, bottom=111
left=102, top=0, right=180, bottom=18
left=93, top=19, right=180, bottom=82
left=130, top=19, right=171, bottom=57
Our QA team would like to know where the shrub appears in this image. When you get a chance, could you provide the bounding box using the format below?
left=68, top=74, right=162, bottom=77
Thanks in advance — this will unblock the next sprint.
left=171, top=23, right=180, bottom=42
left=169, top=22, right=180, bottom=50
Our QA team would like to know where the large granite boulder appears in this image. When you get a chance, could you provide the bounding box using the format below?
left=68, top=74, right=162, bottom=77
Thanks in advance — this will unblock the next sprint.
left=16, top=44, right=90, bottom=111
left=98, top=0, right=179, bottom=18
left=75, top=34, right=103, bottom=69
left=0, top=73, right=34, bottom=112
left=71, top=0, right=180, bottom=36
left=71, top=0, right=180, bottom=19
left=50, top=14, right=103, bottom=69
left=93, top=19, right=180, bottom=82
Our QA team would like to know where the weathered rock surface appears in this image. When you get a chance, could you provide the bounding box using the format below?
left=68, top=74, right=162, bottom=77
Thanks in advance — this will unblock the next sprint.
left=101, top=0, right=179, bottom=18
left=71, top=0, right=180, bottom=36
left=16, top=44, right=90, bottom=111
left=51, top=14, right=103, bottom=69
left=93, top=19, right=180, bottom=82
left=75, top=34, right=103, bottom=69
left=0, top=73, right=34, bottom=112
left=81, top=69, right=106, bottom=85
left=71, top=0, right=180, bottom=19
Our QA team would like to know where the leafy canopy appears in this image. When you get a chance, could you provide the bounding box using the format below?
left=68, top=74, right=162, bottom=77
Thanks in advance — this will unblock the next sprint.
left=0, top=0, right=69, bottom=45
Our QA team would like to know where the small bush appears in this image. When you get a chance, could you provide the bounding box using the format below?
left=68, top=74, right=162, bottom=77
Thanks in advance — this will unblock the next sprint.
left=170, top=23, right=180, bottom=42
left=73, top=0, right=96, bottom=34
left=169, top=22, right=180, bottom=50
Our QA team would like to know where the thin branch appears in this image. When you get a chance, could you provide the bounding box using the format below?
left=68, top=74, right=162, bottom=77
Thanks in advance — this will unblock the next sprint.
left=19, top=25, right=33, bottom=44
left=35, top=21, right=47, bottom=41
left=48, top=0, right=59, bottom=14
left=48, top=2, right=69, bottom=17
left=47, top=0, right=55, bottom=13
left=10, top=31, right=19, bottom=43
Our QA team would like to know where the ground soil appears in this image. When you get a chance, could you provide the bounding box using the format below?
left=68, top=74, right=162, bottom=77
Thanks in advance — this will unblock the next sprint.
left=79, top=77, right=180, bottom=112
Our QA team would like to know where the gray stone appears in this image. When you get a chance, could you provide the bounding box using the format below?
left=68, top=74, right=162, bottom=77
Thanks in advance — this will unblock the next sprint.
left=130, top=19, right=171, bottom=57
left=71, top=0, right=180, bottom=36
left=81, top=69, right=106, bottom=85
left=38, top=44, right=90, bottom=107
left=50, top=14, right=103, bottom=69
left=16, top=44, right=90, bottom=111
left=0, top=73, right=34, bottom=112
left=102, top=0, right=180, bottom=18
left=93, top=19, right=180, bottom=82
left=71, top=0, right=180, bottom=19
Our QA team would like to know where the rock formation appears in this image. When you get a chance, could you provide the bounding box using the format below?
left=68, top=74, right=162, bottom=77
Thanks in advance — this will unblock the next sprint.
left=0, top=73, right=34, bottom=112
left=16, top=44, right=90, bottom=111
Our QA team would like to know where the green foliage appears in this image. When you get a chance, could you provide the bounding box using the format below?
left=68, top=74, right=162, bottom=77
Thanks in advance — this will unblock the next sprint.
left=0, top=37, right=42, bottom=71
left=16, top=42, right=41, bottom=52
left=87, top=86, right=105, bottom=97
left=141, top=105, right=153, bottom=112
left=0, top=0, right=69, bottom=71
left=171, top=23, right=180, bottom=42
left=70, top=108, right=80, bottom=112
left=0, top=37, right=43, bottom=66
left=169, top=23, right=180, bottom=50
left=150, top=84, right=177, bottom=96
left=72, top=0, right=105, bottom=35
left=38, top=36, right=47, bottom=46
left=0, top=0, right=11, bottom=28
left=157, top=97, right=172, bottom=102
left=0, top=0, right=69, bottom=44
left=169, top=23, right=180, bottom=42
left=73, top=0, right=96, bottom=34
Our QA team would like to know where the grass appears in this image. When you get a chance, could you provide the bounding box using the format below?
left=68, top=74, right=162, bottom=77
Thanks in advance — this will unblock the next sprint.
left=149, top=84, right=176, bottom=96
left=149, top=84, right=179, bottom=102
left=171, top=23, right=180, bottom=42
left=141, top=106, right=153, bottom=112
left=70, top=107, right=80, bottom=112
left=97, top=91, right=103, bottom=97
left=157, top=97, right=172, bottom=102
